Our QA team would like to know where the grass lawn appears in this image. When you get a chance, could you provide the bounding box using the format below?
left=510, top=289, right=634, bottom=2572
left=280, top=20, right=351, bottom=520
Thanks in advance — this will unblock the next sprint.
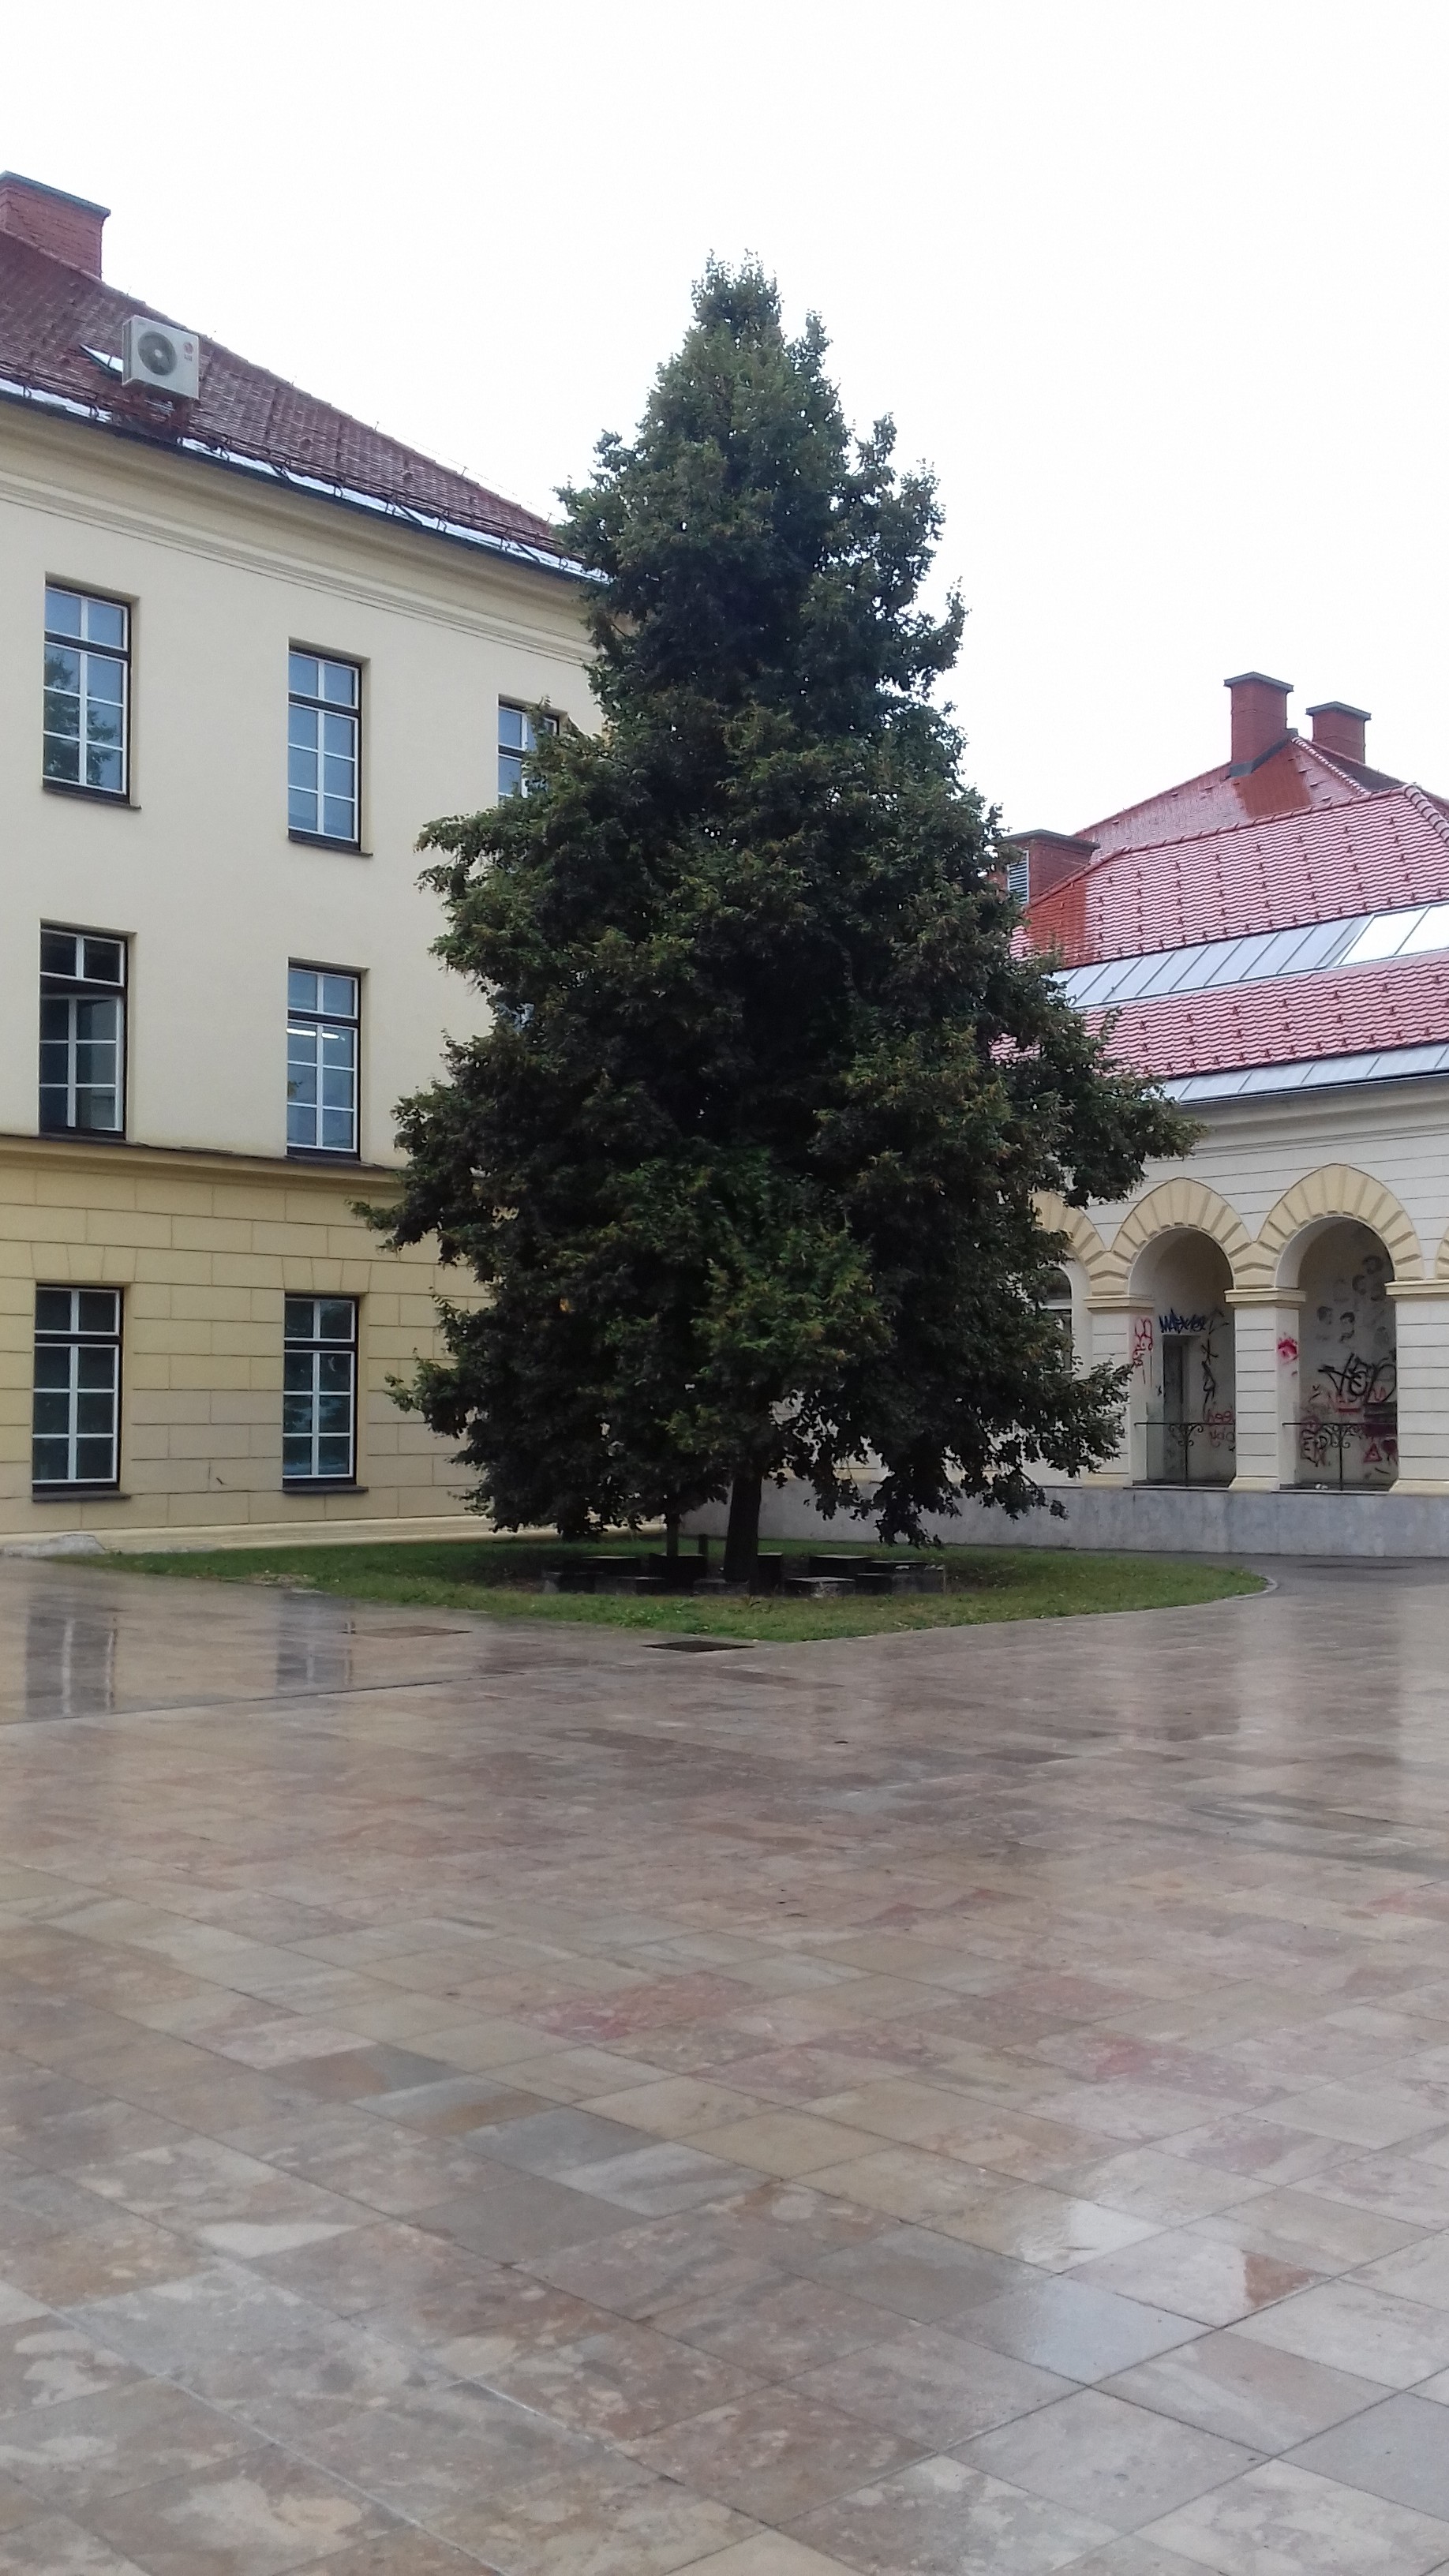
left=89, top=1534, right=1265, bottom=1643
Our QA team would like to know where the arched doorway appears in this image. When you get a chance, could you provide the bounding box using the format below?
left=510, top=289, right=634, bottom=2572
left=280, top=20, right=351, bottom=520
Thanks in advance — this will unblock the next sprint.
left=1128, top=1230, right=1237, bottom=1485
left=1290, top=1221, right=1398, bottom=1488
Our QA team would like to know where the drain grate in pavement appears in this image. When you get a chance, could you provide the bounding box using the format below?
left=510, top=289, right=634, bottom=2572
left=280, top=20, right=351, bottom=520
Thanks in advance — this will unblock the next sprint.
left=646, top=1636, right=754, bottom=1653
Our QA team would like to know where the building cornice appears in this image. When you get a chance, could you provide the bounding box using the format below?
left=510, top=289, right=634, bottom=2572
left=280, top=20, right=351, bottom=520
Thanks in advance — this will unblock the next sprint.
left=0, top=1133, right=403, bottom=1190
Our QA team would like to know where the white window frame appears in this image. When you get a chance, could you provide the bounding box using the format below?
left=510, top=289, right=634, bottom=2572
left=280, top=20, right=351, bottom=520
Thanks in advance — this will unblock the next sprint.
left=43, top=586, right=129, bottom=799
left=498, top=699, right=559, bottom=799
left=39, top=927, right=127, bottom=1137
left=32, top=1287, right=122, bottom=1489
left=286, top=965, right=360, bottom=1157
left=283, top=1296, right=358, bottom=1483
left=288, top=650, right=361, bottom=844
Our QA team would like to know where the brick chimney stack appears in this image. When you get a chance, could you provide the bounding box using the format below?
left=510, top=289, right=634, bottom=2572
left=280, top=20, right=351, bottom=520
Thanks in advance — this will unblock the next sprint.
left=1307, top=701, right=1370, bottom=767
left=1225, top=672, right=1292, bottom=773
left=0, top=174, right=108, bottom=277
left=1002, top=829, right=1099, bottom=904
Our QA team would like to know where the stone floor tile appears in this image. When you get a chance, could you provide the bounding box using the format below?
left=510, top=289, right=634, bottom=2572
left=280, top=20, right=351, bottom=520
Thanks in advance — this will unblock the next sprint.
left=524, top=2211, right=780, bottom=2320
left=0, top=2375, right=254, bottom=2508
left=631, top=2384, right=923, bottom=2522
left=1186, top=2185, right=1425, bottom=2272
left=0, top=2315, right=140, bottom=2413
left=1288, top=2394, right=1449, bottom=2521
left=0, top=2518, right=150, bottom=2574
left=1102, top=2328, right=1387, bottom=2451
left=1140, top=2457, right=1449, bottom=2574
left=686, top=2110, right=885, bottom=2178
left=671, top=2539, right=857, bottom=2576
left=458, top=2311, right=762, bottom=2439
left=1074, top=2229, right=1320, bottom=2326
left=808, top=2224, right=1035, bottom=2324
left=1263, top=2084, right=1449, bottom=2151
left=483, top=2045, right=669, bottom=2099
left=435, top=2451, right=753, bottom=2571
left=652, top=2271, right=894, bottom=2377
left=791, top=2451, right=1115, bottom=2573
left=365, top=2073, right=554, bottom=2136
left=1309, top=2151, right=1449, bottom=2231
left=1357, top=2233, right=1449, bottom=2312
left=1156, top=2118, right=1342, bottom=2187
left=699, top=2180, right=892, bottom=2272
left=1233, top=2277, right=1449, bottom=2388
left=553, top=2139, right=763, bottom=2216
left=84, top=2443, right=393, bottom=2575
left=963, top=2275, right=1201, bottom=2383
left=253, top=2378, right=593, bottom=2520
left=959, top=2387, right=1258, bottom=2532
left=1050, top=2150, right=1267, bottom=2230
left=408, top=2169, right=638, bottom=2260
left=792, top=2322, right=1073, bottom=2447
left=582, top=2076, right=768, bottom=2137
left=282, top=2537, right=481, bottom=2575
left=1046, top=2547, right=1220, bottom=2575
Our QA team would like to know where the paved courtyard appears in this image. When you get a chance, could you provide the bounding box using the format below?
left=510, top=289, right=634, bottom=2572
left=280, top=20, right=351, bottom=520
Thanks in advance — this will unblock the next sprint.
left=2, top=1559, right=1449, bottom=2573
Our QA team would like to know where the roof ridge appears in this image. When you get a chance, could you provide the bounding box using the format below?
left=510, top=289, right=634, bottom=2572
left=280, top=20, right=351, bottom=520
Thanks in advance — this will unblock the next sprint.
left=1399, top=780, right=1449, bottom=848
left=1073, top=758, right=1230, bottom=843
left=1027, top=783, right=1427, bottom=915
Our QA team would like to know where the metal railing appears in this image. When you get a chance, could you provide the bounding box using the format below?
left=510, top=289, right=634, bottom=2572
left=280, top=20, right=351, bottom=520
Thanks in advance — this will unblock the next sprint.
left=1288, top=1414, right=1398, bottom=1491
left=1138, top=1415, right=1237, bottom=1487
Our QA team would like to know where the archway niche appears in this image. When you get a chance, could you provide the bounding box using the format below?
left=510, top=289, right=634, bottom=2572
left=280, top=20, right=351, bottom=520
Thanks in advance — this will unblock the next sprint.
left=1126, top=1230, right=1236, bottom=1486
left=1285, top=1219, right=1398, bottom=1488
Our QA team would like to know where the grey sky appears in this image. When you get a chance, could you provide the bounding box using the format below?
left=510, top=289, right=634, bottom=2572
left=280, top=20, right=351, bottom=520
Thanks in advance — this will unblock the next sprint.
left=8, top=0, right=1446, bottom=831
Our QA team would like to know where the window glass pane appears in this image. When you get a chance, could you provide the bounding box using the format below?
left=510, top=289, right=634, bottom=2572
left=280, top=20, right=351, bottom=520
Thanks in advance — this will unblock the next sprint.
left=316, top=1438, right=350, bottom=1476
left=283, top=1435, right=313, bottom=1473
left=33, top=1353, right=70, bottom=1391
left=288, top=969, right=320, bottom=1013
left=321, top=711, right=355, bottom=758
left=82, top=939, right=123, bottom=985
left=77, top=1290, right=118, bottom=1335
left=35, top=1290, right=73, bottom=1335
left=321, top=797, right=355, bottom=839
left=85, top=598, right=126, bottom=649
left=75, top=1437, right=114, bottom=1480
left=45, top=587, right=83, bottom=636
left=498, top=704, right=525, bottom=751
left=498, top=751, right=523, bottom=799
left=86, top=744, right=122, bottom=794
left=316, top=1301, right=354, bottom=1341
left=289, top=702, right=319, bottom=750
left=284, top=1299, right=316, bottom=1342
left=43, top=738, right=80, bottom=784
left=319, top=974, right=357, bottom=1018
left=289, top=786, right=318, bottom=832
left=32, top=1439, right=69, bottom=1482
left=40, top=930, right=78, bottom=978
left=85, top=654, right=125, bottom=707
left=320, top=1110, right=353, bottom=1149
left=321, top=660, right=358, bottom=706
left=44, top=644, right=81, bottom=698
left=289, top=652, right=319, bottom=698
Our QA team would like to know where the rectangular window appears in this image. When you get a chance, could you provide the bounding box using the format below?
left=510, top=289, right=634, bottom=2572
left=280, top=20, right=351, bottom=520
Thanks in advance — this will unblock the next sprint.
left=39, top=928, right=126, bottom=1136
left=498, top=700, right=558, bottom=799
left=43, top=586, right=129, bottom=797
left=286, top=966, right=359, bottom=1155
left=32, top=1287, right=122, bottom=1489
left=283, top=1297, right=358, bottom=1482
left=289, top=651, right=360, bottom=843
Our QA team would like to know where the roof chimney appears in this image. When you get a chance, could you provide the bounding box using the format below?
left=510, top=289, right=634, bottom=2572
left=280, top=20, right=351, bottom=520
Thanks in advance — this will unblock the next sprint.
left=1002, top=829, right=1099, bottom=904
left=1225, top=671, right=1292, bottom=773
left=1307, top=700, right=1370, bottom=767
left=0, top=173, right=108, bottom=278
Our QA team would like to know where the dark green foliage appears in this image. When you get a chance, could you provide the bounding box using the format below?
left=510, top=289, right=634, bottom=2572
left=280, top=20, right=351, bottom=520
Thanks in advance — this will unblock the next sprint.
left=378, top=262, right=1193, bottom=1567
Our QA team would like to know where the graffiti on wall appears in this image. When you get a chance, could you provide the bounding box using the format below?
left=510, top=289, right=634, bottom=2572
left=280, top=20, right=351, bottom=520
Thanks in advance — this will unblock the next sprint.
left=1130, top=1313, right=1155, bottom=1376
left=1298, top=1237, right=1397, bottom=1484
left=1158, top=1309, right=1209, bottom=1337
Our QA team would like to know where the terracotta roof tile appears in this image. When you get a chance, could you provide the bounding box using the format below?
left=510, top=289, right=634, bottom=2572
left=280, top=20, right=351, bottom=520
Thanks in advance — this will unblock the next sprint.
left=1094, top=953, right=1449, bottom=1079
left=0, top=232, right=564, bottom=563
left=1027, top=789, right=1449, bottom=968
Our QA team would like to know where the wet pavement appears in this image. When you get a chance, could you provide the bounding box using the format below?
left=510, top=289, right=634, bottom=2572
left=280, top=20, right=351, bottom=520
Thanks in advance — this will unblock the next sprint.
left=0, top=1552, right=1448, bottom=2570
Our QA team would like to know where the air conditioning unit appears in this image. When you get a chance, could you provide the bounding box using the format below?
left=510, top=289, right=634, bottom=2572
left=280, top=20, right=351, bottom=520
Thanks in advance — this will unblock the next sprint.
left=121, top=315, right=200, bottom=399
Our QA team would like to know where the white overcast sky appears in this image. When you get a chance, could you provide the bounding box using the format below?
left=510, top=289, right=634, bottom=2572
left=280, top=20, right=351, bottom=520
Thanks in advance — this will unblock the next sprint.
left=7, top=1, right=1447, bottom=831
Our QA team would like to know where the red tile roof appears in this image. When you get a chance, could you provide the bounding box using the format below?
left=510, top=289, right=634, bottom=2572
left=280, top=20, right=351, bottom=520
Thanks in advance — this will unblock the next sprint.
left=1092, top=953, right=1449, bottom=1080
left=1076, top=735, right=1402, bottom=859
left=1028, top=788, right=1449, bottom=969
left=0, top=231, right=567, bottom=565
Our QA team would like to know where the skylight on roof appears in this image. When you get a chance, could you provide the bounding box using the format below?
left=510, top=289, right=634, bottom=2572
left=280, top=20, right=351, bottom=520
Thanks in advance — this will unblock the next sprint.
left=1057, top=898, right=1449, bottom=1013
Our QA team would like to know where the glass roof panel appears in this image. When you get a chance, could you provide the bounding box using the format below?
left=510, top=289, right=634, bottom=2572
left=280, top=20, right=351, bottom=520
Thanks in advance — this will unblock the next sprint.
left=1399, top=902, right=1449, bottom=955
left=1342, top=909, right=1426, bottom=964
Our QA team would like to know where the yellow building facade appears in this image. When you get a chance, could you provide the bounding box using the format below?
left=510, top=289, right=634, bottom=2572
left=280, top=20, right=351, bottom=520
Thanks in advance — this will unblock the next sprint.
left=0, top=174, right=590, bottom=1546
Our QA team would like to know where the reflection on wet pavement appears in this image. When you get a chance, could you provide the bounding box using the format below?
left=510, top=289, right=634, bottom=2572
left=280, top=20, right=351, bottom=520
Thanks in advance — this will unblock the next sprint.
left=0, top=1554, right=1446, bottom=2569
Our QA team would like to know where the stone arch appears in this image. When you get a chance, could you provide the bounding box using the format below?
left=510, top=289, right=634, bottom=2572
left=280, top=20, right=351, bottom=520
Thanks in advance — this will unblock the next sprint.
left=1248, top=1167, right=1423, bottom=1288
left=1101, top=1180, right=1252, bottom=1298
left=1035, top=1193, right=1110, bottom=1294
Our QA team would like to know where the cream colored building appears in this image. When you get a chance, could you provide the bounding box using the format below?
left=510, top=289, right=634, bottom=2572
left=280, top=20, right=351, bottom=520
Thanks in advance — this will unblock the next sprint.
left=0, top=173, right=590, bottom=1546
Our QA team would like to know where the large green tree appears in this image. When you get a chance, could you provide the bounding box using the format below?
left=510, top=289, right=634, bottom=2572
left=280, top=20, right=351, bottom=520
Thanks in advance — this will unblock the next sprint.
left=379, top=262, right=1191, bottom=1581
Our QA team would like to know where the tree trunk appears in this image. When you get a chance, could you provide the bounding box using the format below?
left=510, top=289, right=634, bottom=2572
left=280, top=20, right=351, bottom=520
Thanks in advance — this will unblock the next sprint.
left=723, top=1467, right=763, bottom=1588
